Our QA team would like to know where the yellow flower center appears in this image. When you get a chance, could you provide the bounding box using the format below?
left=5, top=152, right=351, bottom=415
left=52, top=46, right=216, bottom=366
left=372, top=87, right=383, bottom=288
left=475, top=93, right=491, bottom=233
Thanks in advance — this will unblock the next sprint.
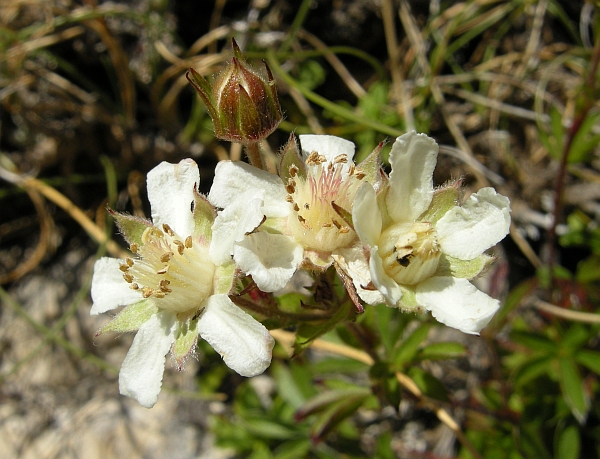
left=119, top=224, right=215, bottom=314
left=286, top=152, right=364, bottom=253
left=378, top=222, right=441, bottom=285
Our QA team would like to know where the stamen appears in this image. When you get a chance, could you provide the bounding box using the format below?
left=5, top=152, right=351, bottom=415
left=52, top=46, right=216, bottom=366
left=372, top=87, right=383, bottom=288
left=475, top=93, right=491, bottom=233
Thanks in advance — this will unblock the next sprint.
left=126, top=258, right=134, bottom=267
left=162, top=223, right=174, bottom=236
left=289, top=165, right=298, bottom=177
left=173, top=240, right=185, bottom=255
left=185, top=236, right=193, bottom=248
left=119, top=264, right=130, bottom=272
left=161, top=253, right=172, bottom=263
left=123, top=272, right=134, bottom=283
left=130, top=243, right=139, bottom=254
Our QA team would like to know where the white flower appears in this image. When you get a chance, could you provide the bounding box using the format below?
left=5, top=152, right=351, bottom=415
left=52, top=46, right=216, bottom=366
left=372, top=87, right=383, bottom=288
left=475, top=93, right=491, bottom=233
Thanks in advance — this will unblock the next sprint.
left=91, top=159, right=274, bottom=408
left=208, top=135, right=368, bottom=293
left=353, top=131, right=511, bottom=334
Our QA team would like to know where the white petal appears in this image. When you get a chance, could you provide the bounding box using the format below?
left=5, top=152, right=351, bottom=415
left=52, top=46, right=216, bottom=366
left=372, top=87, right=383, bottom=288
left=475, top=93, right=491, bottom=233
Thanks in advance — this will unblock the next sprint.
left=208, top=161, right=289, bottom=218
left=233, top=232, right=303, bottom=292
left=299, top=134, right=356, bottom=173
left=198, top=294, right=274, bottom=377
left=437, top=187, right=511, bottom=260
left=147, top=159, right=199, bottom=237
left=370, top=249, right=403, bottom=306
left=333, top=246, right=385, bottom=305
left=118, top=312, right=177, bottom=408
left=209, top=189, right=266, bottom=266
left=416, top=277, right=499, bottom=334
left=353, top=183, right=382, bottom=247
left=387, top=131, right=438, bottom=223
left=91, top=257, right=141, bottom=315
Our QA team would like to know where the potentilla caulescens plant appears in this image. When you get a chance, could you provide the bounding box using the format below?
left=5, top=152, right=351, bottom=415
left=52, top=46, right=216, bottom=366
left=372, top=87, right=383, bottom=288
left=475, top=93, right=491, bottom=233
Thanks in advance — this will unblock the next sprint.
left=93, top=40, right=511, bottom=407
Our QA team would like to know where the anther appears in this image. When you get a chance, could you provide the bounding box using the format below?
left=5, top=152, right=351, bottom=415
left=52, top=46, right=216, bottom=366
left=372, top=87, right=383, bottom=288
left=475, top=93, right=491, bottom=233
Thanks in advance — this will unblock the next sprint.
left=119, top=264, right=130, bottom=272
left=162, top=223, right=174, bottom=236
left=130, top=283, right=139, bottom=290
left=334, top=154, right=347, bottom=164
left=126, top=258, right=134, bottom=267
left=173, top=240, right=185, bottom=255
left=130, top=243, right=139, bottom=254
left=285, top=195, right=294, bottom=203
left=293, top=203, right=300, bottom=212
left=289, top=165, right=298, bottom=177
left=161, top=252, right=172, bottom=263
left=123, top=272, right=134, bottom=283
left=185, top=236, right=193, bottom=248
left=141, top=287, right=153, bottom=298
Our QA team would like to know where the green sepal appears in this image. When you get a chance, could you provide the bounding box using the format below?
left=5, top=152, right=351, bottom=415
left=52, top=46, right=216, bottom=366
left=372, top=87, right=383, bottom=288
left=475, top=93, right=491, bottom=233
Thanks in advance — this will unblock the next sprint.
left=186, top=68, right=218, bottom=121
left=95, top=299, right=157, bottom=335
left=172, top=317, right=200, bottom=370
left=193, top=191, right=216, bottom=242
left=279, top=134, right=307, bottom=182
left=355, top=141, right=383, bottom=185
left=293, top=300, right=354, bottom=356
left=436, top=253, right=495, bottom=279
left=396, top=284, right=419, bottom=311
left=110, top=210, right=152, bottom=247
left=419, top=182, right=460, bottom=224
left=214, top=260, right=236, bottom=295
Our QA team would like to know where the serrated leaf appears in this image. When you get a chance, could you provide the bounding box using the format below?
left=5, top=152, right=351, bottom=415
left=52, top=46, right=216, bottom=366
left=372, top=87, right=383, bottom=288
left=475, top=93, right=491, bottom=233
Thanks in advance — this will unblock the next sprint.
left=392, top=323, right=431, bottom=368
left=110, top=210, right=152, bottom=246
left=96, top=299, right=157, bottom=335
left=574, top=349, right=600, bottom=375
left=417, top=341, right=467, bottom=361
left=558, top=357, right=589, bottom=424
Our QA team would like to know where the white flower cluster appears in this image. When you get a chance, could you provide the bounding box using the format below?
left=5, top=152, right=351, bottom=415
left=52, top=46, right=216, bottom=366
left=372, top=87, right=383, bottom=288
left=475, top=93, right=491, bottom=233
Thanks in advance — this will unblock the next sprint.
left=91, top=131, right=511, bottom=407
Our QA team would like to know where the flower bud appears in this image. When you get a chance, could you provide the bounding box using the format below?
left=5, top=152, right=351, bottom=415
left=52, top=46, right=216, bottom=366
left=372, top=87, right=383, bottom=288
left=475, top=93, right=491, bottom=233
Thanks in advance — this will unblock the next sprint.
left=186, top=39, right=282, bottom=144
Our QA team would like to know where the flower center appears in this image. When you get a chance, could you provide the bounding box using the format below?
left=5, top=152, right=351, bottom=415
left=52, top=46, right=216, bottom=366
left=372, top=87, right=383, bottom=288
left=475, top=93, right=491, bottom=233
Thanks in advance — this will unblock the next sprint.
left=378, top=222, right=441, bottom=285
left=119, top=224, right=215, bottom=314
left=286, top=152, right=363, bottom=253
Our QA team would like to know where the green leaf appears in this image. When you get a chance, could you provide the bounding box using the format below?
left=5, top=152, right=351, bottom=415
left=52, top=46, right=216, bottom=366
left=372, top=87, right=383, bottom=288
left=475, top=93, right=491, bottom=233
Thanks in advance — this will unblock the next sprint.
left=512, top=355, right=554, bottom=388
left=417, top=341, right=467, bottom=361
left=295, top=387, right=370, bottom=420
left=110, top=210, right=152, bottom=246
left=574, top=349, right=600, bottom=375
left=272, top=438, right=312, bottom=459
left=558, top=357, right=590, bottom=424
left=306, top=390, right=370, bottom=442
left=567, top=110, right=600, bottom=163
left=576, top=255, right=600, bottom=283
left=243, top=417, right=297, bottom=440
left=407, top=367, right=448, bottom=401
left=560, top=324, right=590, bottom=352
left=555, top=425, right=580, bottom=459
left=293, top=300, right=354, bottom=355
left=511, top=331, right=557, bottom=354
left=96, top=299, right=157, bottom=335
left=272, top=361, right=314, bottom=410
left=392, top=323, right=431, bottom=368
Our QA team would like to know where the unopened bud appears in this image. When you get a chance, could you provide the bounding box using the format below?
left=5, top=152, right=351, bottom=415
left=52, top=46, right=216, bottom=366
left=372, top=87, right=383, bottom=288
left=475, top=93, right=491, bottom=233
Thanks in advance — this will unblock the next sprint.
left=186, top=39, right=283, bottom=144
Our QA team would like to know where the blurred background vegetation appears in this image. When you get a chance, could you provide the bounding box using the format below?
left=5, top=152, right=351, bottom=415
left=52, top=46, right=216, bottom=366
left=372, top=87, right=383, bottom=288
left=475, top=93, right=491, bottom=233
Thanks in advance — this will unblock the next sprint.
left=1, top=0, right=600, bottom=458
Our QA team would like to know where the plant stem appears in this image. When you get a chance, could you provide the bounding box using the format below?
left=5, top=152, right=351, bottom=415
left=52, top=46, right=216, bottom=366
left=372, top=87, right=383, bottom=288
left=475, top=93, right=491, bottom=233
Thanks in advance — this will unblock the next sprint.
left=245, top=141, right=266, bottom=169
